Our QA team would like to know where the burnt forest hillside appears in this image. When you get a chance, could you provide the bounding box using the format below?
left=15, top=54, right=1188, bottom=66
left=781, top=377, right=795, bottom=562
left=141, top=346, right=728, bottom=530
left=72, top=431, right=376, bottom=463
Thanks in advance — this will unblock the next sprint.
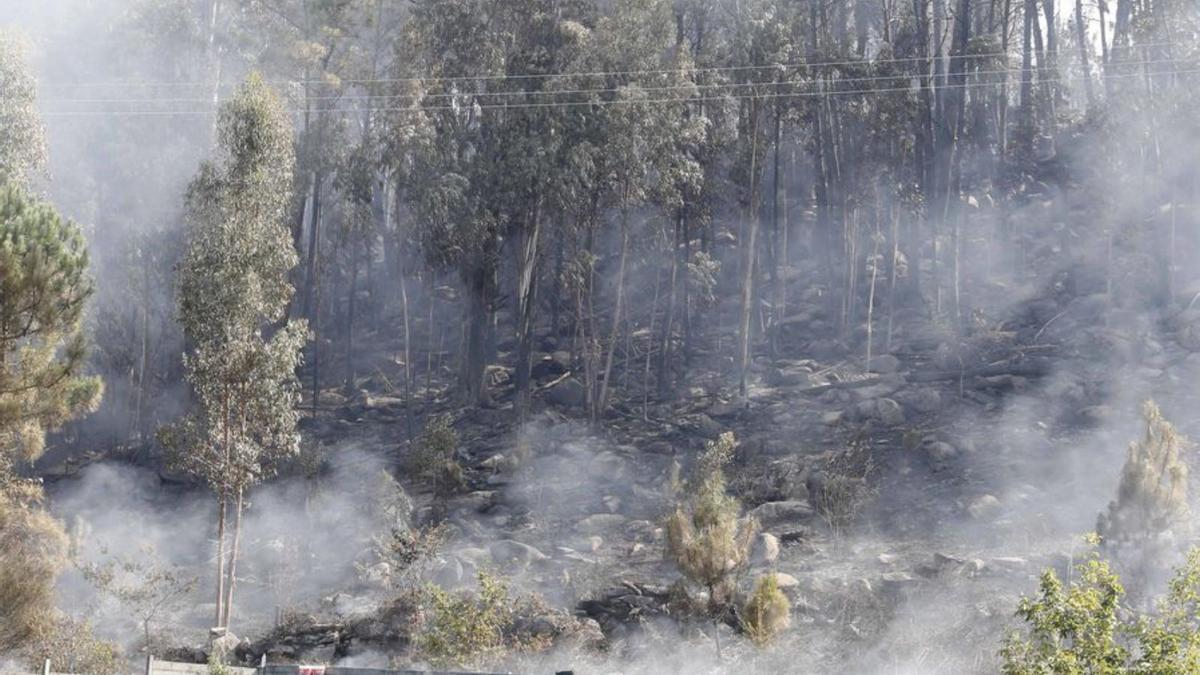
left=2, top=0, right=1200, bottom=673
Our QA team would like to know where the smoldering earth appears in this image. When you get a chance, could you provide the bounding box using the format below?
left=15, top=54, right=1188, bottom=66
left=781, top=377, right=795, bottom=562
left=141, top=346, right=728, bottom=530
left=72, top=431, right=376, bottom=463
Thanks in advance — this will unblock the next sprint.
left=43, top=315, right=1200, bottom=675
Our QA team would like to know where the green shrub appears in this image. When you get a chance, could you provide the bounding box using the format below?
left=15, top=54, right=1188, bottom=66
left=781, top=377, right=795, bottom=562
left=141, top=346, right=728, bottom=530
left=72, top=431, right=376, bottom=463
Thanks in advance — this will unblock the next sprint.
left=407, top=415, right=465, bottom=497
left=1002, top=545, right=1200, bottom=673
left=416, top=571, right=512, bottom=669
left=744, top=574, right=791, bottom=646
left=26, top=616, right=119, bottom=675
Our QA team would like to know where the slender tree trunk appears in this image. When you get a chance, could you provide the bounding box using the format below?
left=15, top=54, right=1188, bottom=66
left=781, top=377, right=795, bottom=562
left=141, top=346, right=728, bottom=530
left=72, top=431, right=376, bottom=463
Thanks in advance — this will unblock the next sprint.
left=657, top=210, right=682, bottom=398
left=400, top=260, right=413, bottom=441
left=221, top=486, right=244, bottom=628
left=345, top=240, right=359, bottom=390
left=302, top=170, right=324, bottom=321
left=596, top=207, right=629, bottom=422
left=214, top=492, right=226, bottom=627
left=514, top=201, right=543, bottom=421
left=136, top=262, right=149, bottom=442
left=738, top=102, right=761, bottom=405
left=1075, top=0, right=1096, bottom=107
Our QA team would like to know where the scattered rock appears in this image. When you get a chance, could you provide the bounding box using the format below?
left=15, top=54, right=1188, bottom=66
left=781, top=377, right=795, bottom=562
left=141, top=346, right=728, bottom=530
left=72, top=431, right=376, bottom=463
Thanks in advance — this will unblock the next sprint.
left=924, top=441, right=958, bottom=464
left=900, top=387, right=942, bottom=414
left=967, top=494, right=1002, bottom=520
left=545, top=378, right=587, bottom=408
left=749, top=500, right=816, bottom=527
left=489, top=539, right=549, bottom=567
left=866, top=354, right=902, bottom=374
left=575, top=513, right=628, bottom=534
left=751, top=533, right=780, bottom=565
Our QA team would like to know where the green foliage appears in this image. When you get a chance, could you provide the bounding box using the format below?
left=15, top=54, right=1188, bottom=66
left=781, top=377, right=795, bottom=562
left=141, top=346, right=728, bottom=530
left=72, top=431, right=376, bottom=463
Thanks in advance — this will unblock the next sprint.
left=0, top=183, right=102, bottom=466
left=417, top=571, right=512, bottom=669
left=207, top=649, right=232, bottom=675
left=362, top=471, right=447, bottom=589
left=167, top=72, right=306, bottom=495
left=744, top=573, right=791, bottom=646
left=0, top=32, right=47, bottom=185
left=1002, top=558, right=1128, bottom=674
left=25, top=615, right=119, bottom=675
left=666, top=432, right=759, bottom=612
left=1002, top=546, right=1200, bottom=674
left=407, top=414, right=465, bottom=496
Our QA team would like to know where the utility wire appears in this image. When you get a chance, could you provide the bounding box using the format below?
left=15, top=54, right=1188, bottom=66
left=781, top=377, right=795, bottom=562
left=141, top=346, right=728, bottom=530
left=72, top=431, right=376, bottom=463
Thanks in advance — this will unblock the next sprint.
left=34, top=40, right=1188, bottom=90
left=37, top=66, right=1199, bottom=118
left=35, top=55, right=1187, bottom=105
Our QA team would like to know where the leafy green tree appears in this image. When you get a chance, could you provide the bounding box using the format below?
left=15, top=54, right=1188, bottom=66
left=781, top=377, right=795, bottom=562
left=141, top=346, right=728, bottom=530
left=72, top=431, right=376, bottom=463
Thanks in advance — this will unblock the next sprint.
left=0, top=32, right=47, bottom=186
left=1003, top=546, right=1200, bottom=674
left=1002, top=556, right=1129, bottom=673
left=0, top=185, right=103, bottom=470
left=167, top=72, right=307, bottom=630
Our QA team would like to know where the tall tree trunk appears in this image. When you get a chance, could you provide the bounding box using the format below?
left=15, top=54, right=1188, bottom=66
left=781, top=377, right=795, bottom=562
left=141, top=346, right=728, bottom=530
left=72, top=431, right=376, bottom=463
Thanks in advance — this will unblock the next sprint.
left=345, top=240, right=359, bottom=390
left=514, top=201, right=543, bottom=421
left=213, top=491, right=226, bottom=628
left=595, top=207, right=630, bottom=422
left=738, top=102, right=761, bottom=405
left=657, top=210, right=683, bottom=398
left=1020, top=0, right=1035, bottom=139
left=221, top=486, right=244, bottom=629
left=1075, top=0, right=1096, bottom=107
left=302, top=170, right=324, bottom=321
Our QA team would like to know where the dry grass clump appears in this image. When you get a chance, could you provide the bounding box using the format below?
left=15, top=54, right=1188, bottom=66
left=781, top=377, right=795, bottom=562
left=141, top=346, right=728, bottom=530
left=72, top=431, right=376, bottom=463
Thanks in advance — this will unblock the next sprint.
left=1097, top=400, right=1189, bottom=545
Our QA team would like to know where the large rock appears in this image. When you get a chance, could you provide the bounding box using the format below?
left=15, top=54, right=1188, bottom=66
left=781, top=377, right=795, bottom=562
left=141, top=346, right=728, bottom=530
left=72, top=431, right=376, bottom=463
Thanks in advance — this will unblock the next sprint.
left=853, top=398, right=905, bottom=425
left=900, top=387, right=942, bottom=414
left=575, top=513, right=628, bottom=534
left=751, top=532, right=781, bottom=565
left=489, top=539, right=549, bottom=567
left=749, top=500, right=816, bottom=527
left=866, top=354, right=902, bottom=374
left=967, top=494, right=1002, bottom=520
left=545, top=378, right=587, bottom=408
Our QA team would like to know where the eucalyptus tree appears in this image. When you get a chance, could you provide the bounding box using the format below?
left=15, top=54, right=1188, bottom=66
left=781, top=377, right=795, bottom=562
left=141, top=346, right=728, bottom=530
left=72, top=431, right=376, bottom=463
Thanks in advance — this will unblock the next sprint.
left=168, top=73, right=307, bottom=630
left=0, top=32, right=47, bottom=187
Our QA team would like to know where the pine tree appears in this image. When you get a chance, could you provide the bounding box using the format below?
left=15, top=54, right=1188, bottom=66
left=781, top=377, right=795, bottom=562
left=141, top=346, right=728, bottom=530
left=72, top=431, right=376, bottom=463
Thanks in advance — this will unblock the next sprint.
left=166, top=72, right=306, bottom=630
left=0, top=185, right=102, bottom=471
left=0, top=38, right=99, bottom=651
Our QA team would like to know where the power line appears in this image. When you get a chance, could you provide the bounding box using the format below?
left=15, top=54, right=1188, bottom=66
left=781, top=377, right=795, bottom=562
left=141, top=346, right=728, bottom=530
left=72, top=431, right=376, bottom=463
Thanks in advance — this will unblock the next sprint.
left=34, top=40, right=1186, bottom=91
left=37, top=66, right=1198, bottom=118
left=35, top=56, right=1187, bottom=105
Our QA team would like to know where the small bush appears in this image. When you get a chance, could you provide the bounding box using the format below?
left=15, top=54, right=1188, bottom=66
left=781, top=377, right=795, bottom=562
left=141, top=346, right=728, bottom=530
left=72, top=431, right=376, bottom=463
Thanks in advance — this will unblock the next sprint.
left=743, top=574, right=791, bottom=646
left=26, top=616, right=119, bottom=675
left=416, top=571, right=512, bottom=669
left=407, top=415, right=465, bottom=496
left=809, top=438, right=877, bottom=539
left=666, top=432, right=758, bottom=613
left=0, top=487, right=68, bottom=653
left=1002, top=544, right=1200, bottom=673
